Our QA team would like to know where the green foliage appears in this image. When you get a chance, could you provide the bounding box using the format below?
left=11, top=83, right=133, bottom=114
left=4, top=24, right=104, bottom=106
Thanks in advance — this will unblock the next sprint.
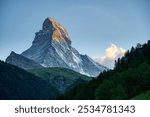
left=0, top=61, right=58, bottom=99
left=28, top=67, right=92, bottom=95
left=95, top=63, right=150, bottom=99
left=132, top=90, right=150, bottom=100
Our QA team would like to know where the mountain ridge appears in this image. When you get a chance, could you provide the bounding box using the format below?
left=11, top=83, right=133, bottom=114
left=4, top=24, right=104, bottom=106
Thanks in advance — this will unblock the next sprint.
left=6, top=51, right=43, bottom=69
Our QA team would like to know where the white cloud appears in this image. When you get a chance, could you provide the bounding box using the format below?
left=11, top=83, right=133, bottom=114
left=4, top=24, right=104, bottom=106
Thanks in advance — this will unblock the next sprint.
left=95, top=44, right=126, bottom=69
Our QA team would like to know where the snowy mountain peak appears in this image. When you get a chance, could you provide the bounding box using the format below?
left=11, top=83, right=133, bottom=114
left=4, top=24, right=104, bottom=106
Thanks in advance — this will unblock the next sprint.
left=6, top=17, right=108, bottom=76
left=42, top=18, right=71, bottom=44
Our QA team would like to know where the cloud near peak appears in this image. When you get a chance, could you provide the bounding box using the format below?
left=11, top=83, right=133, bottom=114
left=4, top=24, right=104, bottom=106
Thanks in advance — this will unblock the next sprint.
left=95, top=43, right=126, bottom=69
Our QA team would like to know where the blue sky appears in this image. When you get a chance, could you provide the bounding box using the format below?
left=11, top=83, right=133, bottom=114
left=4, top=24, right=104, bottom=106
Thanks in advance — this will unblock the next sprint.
left=0, top=0, right=150, bottom=68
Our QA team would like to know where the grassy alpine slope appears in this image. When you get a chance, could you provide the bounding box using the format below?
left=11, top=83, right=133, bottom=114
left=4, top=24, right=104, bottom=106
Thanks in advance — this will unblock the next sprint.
left=29, top=67, right=92, bottom=81
left=29, top=67, right=92, bottom=94
left=132, top=90, right=150, bottom=100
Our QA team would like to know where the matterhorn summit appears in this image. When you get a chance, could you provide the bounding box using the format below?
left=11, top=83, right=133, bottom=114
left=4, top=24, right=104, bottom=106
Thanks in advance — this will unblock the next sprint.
left=6, top=18, right=107, bottom=76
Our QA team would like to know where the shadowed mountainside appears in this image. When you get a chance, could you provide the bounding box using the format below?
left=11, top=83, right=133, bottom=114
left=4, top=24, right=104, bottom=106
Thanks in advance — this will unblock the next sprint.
left=0, top=60, right=58, bottom=99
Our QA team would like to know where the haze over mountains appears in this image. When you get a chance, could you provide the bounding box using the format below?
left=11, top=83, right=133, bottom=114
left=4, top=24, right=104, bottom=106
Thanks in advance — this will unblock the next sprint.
left=6, top=18, right=107, bottom=76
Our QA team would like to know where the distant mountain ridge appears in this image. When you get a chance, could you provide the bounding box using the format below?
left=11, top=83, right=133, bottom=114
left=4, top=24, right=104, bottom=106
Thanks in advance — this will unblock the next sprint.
left=6, top=17, right=107, bottom=76
left=6, top=51, right=43, bottom=69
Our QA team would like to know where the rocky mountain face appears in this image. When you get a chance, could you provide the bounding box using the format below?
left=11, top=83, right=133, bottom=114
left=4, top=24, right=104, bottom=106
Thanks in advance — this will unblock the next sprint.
left=6, top=51, right=43, bottom=69
left=6, top=18, right=107, bottom=76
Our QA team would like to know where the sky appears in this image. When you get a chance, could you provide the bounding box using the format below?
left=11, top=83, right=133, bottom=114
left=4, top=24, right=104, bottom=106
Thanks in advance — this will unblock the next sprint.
left=0, top=0, right=150, bottom=68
